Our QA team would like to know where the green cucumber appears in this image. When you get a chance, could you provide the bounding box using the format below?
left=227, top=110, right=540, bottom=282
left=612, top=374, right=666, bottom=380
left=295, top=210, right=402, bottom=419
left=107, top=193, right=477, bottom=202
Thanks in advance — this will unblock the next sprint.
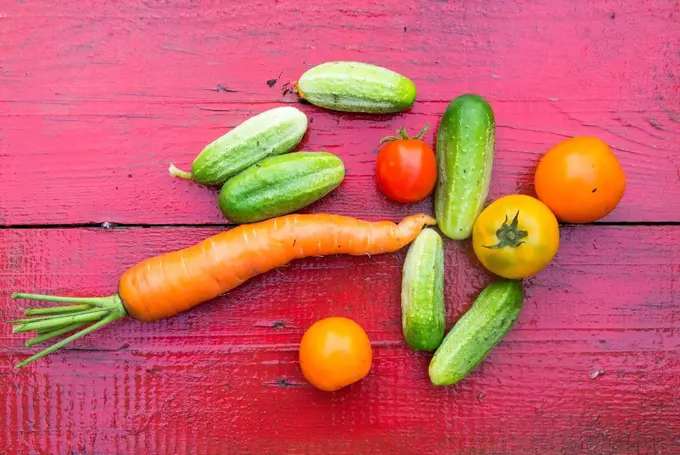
left=218, top=151, right=345, bottom=223
left=429, top=279, right=523, bottom=386
left=401, top=228, right=445, bottom=351
left=434, top=94, right=495, bottom=240
left=295, top=61, right=417, bottom=113
left=169, top=106, right=308, bottom=186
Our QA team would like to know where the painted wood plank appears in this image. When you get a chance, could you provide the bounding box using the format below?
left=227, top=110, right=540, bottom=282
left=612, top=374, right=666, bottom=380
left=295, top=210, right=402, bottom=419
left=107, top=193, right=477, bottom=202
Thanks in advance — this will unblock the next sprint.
left=1, top=225, right=678, bottom=454
left=1, top=0, right=678, bottom=225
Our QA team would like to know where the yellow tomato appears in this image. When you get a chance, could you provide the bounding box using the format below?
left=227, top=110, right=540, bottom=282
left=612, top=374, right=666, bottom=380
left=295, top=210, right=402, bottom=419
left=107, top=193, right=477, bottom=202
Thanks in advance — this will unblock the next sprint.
left=472, top=194, right=559, bottom=279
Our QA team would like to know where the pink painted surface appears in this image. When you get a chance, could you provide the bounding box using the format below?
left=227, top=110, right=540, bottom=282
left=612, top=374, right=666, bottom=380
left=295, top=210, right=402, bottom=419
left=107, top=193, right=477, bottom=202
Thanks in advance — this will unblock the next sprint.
left=1, top=1, right=679, bottom=454
left=0, top=0, right=678, bottom=225
left=1, top=226, right=679, bottom=454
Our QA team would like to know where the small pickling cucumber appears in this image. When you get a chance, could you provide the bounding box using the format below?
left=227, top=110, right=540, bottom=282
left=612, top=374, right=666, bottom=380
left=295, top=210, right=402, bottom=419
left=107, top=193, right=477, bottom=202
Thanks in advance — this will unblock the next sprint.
left=401, top=228, right=445, bottom=351
left=429, top=279, right=523, bottom=386
left=218, top=151, right=345, bottom=223
left=434, top=94, right=495, bottom=240
left=295, top=61, right=417, bottom=113
left=169, top=106, right=308, bottom=186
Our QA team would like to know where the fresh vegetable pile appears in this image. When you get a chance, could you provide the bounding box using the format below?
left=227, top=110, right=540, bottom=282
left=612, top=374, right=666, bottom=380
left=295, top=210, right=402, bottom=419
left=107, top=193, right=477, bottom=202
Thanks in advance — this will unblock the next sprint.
left=9, top=61, right=626, bottom=392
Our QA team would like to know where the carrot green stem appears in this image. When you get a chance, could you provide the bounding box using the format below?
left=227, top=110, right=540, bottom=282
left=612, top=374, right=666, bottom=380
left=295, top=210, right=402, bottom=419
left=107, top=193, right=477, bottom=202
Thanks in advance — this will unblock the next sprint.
left=12, top=293, right=113, bottom=307
left=168, top=163, right=193, bottom=180
left=15, top=313, right=123, bottom=369
left=11, top=311, right=91, bottom=324
left=24, top=304, right=93, bottom=316
left=13, top=309, right=109, bottom=333
left=10, top=293, right=129, bottom=368
left=33, top=319, right=91, bottom=334
left=37, top=325, right=68, bottom=334
left=26, top=322, right=88, bottom=347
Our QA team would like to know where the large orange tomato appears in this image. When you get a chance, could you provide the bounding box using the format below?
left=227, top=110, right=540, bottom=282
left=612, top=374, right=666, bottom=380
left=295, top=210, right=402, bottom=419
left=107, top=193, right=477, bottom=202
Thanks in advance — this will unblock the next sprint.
left=299, top=317, right=372, bottom=392
left=534, top=137, right=626, bottom=223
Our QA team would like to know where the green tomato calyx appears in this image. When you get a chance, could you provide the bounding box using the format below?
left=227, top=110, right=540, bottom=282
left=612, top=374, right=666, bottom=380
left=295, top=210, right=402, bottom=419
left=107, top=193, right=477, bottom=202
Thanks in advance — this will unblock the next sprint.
left=484, top=211, right=528, bottom=249
left=379, top=124, right=429, bottom=145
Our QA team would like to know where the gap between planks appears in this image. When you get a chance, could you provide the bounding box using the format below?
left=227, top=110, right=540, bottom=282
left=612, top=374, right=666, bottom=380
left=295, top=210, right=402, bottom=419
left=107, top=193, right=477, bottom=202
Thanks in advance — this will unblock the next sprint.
left=1, top=221, right=680, bottom=230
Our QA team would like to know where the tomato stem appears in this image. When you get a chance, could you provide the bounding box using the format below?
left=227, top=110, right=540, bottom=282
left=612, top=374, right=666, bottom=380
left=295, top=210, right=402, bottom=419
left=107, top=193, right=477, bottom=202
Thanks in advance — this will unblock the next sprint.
left=483, top=211, right=529, bottom=249
left=413, top=124, right=429, bottom=140
left=379, top=124, right=430, bottom=145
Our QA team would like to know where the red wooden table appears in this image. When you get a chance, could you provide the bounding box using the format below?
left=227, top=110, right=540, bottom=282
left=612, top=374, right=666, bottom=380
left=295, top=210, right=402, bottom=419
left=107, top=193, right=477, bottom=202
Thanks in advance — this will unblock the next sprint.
left=1, top=1, right=679, bottom=454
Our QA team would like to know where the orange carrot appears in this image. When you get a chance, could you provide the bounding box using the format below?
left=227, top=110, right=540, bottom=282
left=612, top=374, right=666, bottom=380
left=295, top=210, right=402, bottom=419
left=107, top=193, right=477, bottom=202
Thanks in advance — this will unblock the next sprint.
left=10, top=213, right=436, bottom=368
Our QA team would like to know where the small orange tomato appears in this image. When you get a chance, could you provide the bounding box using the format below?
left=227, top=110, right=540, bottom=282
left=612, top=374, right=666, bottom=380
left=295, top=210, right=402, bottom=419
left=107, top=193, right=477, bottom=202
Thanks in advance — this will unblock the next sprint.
left=534, top=136, right=626, bottom=223
left=299, top=316, right=372, bottom=392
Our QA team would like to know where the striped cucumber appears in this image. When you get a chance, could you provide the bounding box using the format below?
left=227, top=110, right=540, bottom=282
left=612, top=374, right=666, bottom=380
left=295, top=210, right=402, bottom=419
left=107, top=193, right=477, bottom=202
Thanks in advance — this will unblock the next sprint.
left=428, top=279, right=523, bottom=386
left=218, top=152, right=345, bottom=223
left=169, top=106, right=308, bottom=186
left=401, top=228, right=445, bottom=351
left=295, top=61, right=417, bottom=113
left=434, top=94, right=495, bottom=240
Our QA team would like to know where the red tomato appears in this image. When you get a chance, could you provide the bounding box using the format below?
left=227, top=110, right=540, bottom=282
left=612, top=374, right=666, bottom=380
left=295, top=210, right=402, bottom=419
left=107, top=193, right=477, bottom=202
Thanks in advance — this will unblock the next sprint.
left=376, top=125, right=437, bottom=203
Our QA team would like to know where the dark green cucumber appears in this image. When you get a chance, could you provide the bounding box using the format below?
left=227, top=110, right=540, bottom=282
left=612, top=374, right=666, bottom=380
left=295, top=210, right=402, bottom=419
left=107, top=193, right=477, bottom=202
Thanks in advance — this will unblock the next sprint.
left=435, top=94, right=495, bottom=240
left=218, top=152, right=345, bottom=223
left=170, top=106, right=308, bottom=186
left=401, top=228, right=445, bottom=351
left=295, top=61, right=416, bottom=113
left=428, top=279, right=523, bottom=386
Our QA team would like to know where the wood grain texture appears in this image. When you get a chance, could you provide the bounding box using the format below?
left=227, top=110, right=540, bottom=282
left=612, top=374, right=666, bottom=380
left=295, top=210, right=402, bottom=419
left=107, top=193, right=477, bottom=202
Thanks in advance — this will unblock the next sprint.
left=1, top=225, right=679, bottom=454
left=2, top=1, right=680, bottom=454
left=1, top=0, right=679, bottom=225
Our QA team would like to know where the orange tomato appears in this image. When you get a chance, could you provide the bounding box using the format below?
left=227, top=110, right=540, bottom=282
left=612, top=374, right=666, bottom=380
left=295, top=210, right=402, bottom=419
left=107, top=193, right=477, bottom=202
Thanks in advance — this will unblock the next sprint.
left=299, top=316, right=372, bottom=392
left=534, top=137, right=626, bottom=223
